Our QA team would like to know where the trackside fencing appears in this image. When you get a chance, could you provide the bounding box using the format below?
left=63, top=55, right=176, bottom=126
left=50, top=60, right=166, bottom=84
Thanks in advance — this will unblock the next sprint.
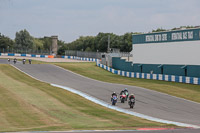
left=61, top=56, right=97, bottom=62
left=97, top=63, right=200, bottom=85
left=0, top=53, right=54, bottom=58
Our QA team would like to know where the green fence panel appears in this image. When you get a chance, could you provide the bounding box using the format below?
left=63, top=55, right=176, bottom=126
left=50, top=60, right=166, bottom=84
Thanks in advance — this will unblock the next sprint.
left=112, top=57, right=200, bottom=78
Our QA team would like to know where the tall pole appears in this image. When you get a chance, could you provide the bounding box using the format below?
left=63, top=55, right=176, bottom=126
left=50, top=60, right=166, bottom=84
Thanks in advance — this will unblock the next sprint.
left=107, top=35, right=110, bottom=53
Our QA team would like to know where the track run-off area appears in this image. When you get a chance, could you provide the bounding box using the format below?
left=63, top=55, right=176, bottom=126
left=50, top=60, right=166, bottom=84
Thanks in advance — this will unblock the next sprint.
left=12, top=64, right=200, bottom=126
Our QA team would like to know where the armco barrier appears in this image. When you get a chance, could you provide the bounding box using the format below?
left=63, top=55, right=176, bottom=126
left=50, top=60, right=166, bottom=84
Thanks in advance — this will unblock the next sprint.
left=0, top=53, right=54, bottom=58
left=97, top=63, right=200, bottom=85
left=61, top=56, right=97, bottom=62
left=0, top=53, right=98, bottom=61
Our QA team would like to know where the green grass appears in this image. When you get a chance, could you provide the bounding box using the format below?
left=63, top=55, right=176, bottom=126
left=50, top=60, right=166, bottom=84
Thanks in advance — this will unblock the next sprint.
left=0, top=64, right=174, bottom=132
left=55, top=62, right=200, bottom=103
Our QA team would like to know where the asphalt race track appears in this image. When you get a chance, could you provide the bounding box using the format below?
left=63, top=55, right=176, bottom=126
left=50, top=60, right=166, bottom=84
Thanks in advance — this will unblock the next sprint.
left=0, top=58, right=22, bottom=64
left=13, top=64, right=200, bottom=126
left=1, top=59, right=200, bottom=133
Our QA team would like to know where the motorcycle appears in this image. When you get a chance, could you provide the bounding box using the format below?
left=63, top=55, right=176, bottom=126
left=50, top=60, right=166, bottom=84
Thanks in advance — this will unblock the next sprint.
left=129, top=97, right=135, bottom=109
left=125, top=91, right=129, bottom=101
left=22, top=59, right=26, bottom=64
left=112, top=95, right=117, bottom=105
left=120, top=93, right=126, bottom=103
left=13, top=58, right=17, bottom=64
left=29, top=59, right=32, bottom=64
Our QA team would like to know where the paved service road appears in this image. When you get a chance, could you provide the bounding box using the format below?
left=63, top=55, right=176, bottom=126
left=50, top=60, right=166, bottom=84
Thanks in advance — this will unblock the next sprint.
left=13, top=64, right=200, bottom=127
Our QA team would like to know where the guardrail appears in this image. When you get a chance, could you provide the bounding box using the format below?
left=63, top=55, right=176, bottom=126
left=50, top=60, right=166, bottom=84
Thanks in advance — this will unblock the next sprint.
left=61, top=56, right=97, bottom=62
left=0, top=53, right=54, bottom=58
left=97, top=63, right=200, bottom=85
left=0, top=53, right=98, bottom=61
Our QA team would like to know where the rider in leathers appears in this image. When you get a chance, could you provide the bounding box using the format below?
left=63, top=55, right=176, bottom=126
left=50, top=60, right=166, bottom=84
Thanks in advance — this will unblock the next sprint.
left=128, top=94, right=135, bottom=104
left=111, top=92, right=117, bottom=101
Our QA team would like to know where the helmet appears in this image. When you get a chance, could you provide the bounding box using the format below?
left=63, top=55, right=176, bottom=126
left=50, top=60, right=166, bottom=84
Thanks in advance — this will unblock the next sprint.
left=125, top=88, right=127, bottom=90
left=113, top=92, right=116, bottom=94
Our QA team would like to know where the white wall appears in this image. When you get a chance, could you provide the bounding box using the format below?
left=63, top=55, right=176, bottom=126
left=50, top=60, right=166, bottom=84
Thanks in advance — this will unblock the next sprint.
left=132, top=40, right=200, bottom=65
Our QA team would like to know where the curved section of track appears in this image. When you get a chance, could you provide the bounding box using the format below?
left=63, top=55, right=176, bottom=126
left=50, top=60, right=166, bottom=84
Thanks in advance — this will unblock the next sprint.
left=13, top=64, right=200, bottom=127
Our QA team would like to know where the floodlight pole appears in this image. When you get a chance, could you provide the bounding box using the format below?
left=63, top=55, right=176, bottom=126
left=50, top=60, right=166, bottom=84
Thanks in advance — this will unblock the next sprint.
left=107, top=35, right=110, bottom=53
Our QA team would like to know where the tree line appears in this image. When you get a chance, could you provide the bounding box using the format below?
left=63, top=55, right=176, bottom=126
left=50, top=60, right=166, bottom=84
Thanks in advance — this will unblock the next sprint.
left=58, top=25, right=197, bottom=55
left=0, top=29, right=64, bottom=54
left=58, top=32, right=135, bottom=55
left=0, top=25, right=197, bottom=55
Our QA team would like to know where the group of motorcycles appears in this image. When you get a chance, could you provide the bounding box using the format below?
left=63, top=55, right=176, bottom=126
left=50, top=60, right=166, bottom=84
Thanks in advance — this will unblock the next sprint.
left=22, top=58, right=32, bottom=64
left=8, top=58, right=17, bottom=64
left=8, top=58, right=32, bottom=64
left=111, top=89, right=135, bottom=109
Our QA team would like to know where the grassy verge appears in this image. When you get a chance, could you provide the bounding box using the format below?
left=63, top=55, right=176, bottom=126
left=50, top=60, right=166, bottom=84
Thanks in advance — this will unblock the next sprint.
left=0, top=64, right=174, bottom=132
left=55, top=62, right=200, bottom=103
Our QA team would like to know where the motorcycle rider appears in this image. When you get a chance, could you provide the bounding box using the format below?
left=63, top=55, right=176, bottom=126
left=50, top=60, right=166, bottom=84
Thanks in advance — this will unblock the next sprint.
left=124, top=88, right=129, bottom=100
left=22, top=58, right=26, bottom=64
left=13, top=58, right=17, bottom=64
left=124, top=88, right=128, bottom=93
left=111, top=92, right=117, bottom=101
left=120, top=90, right=125, bottom=95
left=29, top=59, right=32, bottom=64
left=120, top=90, right=125, bottom=98
left=128, top=94, right=135, bottom=104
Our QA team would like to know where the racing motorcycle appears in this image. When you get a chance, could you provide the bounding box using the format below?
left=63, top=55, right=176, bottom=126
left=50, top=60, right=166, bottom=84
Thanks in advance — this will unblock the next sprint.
left=112, top=95, right=117, bottom=105
left=22, top=59, right=26, bottom=64
left=128, top=96, right=135, bottom=109
left=120, top=93, right=126, bottom=103
left=125, top=91, right=129, bottom=101
left=13, top=58, right=17, bottom=64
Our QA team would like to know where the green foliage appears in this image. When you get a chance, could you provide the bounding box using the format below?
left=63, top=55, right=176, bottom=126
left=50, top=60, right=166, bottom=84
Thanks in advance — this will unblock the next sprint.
left=0, top=33, right=14, bottom=50
left=40, top=36, right=51, bottom=51
left=33, top=38, right=44, bottom=50
left=172, top=25, right=196, bottom=31
left=85, top=47, right=92, bottom=52
left=15, top=29, right=34, bottom=49
left=152, top=28, right=167, bottom=32
left=58, top=40, right=65, bottom=47
left=62, top=32, right=136, bottom=53
left=57, top=45, right=67, bottom=55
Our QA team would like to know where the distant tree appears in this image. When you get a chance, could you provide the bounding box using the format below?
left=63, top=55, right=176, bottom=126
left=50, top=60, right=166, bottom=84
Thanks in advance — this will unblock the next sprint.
left=58, top=40, right=65, bottom=47
left=33, top=38, right=44, bottom=51
left=57, top=45, right=67, bottom=55
left=62, top=32, right=135, bottom=53
left=152, top=28, right=166, bottom=32
left=15, top=29, right=34, bottom=50
left=185, top=25, right=195, bottom=29
left=95, top=32, right=111, bottom=52
left=41, top=37, right=51, bottom=51
left=0, top=33, right=14, bottom=51
left=85, top=47, right=92, bottom=52
left=120, top=32, right=133, bottom=52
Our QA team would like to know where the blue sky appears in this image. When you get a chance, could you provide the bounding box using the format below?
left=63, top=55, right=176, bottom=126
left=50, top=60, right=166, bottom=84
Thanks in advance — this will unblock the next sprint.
left=0, top=0, right=200, bottom=42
